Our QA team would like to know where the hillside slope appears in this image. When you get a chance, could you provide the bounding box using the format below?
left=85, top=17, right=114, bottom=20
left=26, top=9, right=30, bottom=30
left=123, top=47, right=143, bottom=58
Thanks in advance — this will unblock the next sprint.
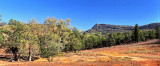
left=1, top=39, right=160, bottom=66
left=86, top=23, right=160, bottom=34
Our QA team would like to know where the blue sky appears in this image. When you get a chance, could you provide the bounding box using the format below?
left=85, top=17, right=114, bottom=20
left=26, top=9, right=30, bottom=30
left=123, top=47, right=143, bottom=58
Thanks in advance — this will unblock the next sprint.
left=0, top=0, right=160, bottom=31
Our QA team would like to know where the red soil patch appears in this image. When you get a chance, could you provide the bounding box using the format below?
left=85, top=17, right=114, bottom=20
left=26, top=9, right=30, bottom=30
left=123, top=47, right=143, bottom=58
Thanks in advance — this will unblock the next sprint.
left=0, top=39, right=160, bottom=66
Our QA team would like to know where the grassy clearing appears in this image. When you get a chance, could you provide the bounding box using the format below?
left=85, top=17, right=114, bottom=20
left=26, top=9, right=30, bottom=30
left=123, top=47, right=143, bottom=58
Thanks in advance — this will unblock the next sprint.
left=124, top=48, right=152, bottom=54
left=137, top=56, right=160, bottom=59
left=109, top=56, right=131, bottom=61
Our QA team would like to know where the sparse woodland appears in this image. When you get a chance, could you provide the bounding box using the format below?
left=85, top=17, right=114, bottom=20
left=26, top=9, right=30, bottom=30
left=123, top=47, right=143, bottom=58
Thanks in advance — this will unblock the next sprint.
left=0, top=15, right=160, bottom=62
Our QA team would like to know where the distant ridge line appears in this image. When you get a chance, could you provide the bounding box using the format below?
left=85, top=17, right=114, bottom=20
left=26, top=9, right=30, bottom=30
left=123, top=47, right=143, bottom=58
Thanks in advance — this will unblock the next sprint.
left=86, top=22, right=160, bottom=34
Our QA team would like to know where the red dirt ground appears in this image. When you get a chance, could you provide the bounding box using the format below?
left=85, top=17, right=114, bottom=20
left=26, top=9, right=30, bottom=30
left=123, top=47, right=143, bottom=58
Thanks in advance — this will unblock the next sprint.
left=0, top=39, right=160, bottom=66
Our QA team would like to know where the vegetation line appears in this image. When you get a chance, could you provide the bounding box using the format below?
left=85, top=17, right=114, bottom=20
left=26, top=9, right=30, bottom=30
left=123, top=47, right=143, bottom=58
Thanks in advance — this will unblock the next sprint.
left=0, top=15, right=160, bottom=62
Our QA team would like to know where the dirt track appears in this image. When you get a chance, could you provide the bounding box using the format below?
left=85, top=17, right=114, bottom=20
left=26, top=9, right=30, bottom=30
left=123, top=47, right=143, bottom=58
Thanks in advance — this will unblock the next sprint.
left=1, top=39, right=160, bottom=66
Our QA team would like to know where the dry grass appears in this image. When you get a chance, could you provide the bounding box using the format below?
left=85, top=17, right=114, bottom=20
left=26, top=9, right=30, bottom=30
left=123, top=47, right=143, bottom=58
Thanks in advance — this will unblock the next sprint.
left=1, top=39, right=160, bottom=66
left=124, top=49, right=152, bottom=54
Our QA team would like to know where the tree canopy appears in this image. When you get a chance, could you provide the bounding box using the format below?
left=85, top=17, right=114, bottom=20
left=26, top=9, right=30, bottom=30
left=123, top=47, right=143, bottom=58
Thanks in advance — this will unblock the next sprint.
left=0, top=17, right=159, bottom=62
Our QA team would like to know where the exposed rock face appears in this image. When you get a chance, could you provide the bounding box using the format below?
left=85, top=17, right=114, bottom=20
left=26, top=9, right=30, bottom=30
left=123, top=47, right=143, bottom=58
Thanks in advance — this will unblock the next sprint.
left=86, top=23, right=160, bottom=34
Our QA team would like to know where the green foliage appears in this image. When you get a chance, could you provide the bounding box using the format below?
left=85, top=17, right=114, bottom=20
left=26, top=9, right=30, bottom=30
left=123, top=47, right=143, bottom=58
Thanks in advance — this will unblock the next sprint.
left=108, top=33, right=116, bottom=46
left=0, top=31, right=5, bottom=47
left=123, top=32, right=132, bottom=43
left=46, top=43, right=64, bottom=57
left=133, top=24, right=140, bottom=42
left=156, top=26, right=160, bottom=39
left=85, top=36, right=94, bottom=49
left=0, top=17, right=158, bottom=61
left=6, top=22, right=25, bottom=48
left=8, top=19, right=20, bottom=25
left=2, top=20, right=26, bottom=61
left=116, top=33, right=125, bottom=45
left=64, top=27, right=84, bottom=51
left=149, top=30, right=156, bottom=39
left=139, top=31, right=145, bottom=41
left=39, top=17, right=71, bottom=58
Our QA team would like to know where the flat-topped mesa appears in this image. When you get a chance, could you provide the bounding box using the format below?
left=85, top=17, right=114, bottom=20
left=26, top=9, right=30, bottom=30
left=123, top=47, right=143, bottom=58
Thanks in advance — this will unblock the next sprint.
left=92, top=24, right=134, bottom=29
left=86, top=22, right=160, bottom=34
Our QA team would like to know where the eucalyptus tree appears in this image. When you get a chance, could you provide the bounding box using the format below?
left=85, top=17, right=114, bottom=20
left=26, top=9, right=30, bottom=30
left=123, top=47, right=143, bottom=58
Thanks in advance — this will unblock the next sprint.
left=65, top=31, right=82, bottom=51
left=40, top=17, right=71, bottom=58
left=108, top=33, right=116, bottom=46
left=116, top=33, right=124, bottom=45
left=95, top=32, right=103, bottom=47
left=2, top=20, right=26, bottom=61
left=139, top=31, right=145, bottom=41
left=25, top=18, right=40, bottom=61
left=149, top=30, right=156, bottom=39
left=8, top=19, right=19, bottom=25
left=156, top=26, right=160, bottom=39
left=0, top=29, right=5, bottom=48
left=133, top=24, right=140, bottom=42
left=0, top=15, right=6, bottom=47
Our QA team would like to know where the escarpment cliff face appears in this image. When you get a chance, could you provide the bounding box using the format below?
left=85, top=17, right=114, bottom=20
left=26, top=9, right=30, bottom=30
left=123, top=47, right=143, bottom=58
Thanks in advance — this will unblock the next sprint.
left=86, top=23, right=160, bottom=34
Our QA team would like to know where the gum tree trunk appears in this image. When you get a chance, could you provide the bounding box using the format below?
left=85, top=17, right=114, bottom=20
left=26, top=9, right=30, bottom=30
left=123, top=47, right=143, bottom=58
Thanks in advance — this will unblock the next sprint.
left=11, top=51, right=14, bottom=62
left=29, top=46, right=32, bottom=61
